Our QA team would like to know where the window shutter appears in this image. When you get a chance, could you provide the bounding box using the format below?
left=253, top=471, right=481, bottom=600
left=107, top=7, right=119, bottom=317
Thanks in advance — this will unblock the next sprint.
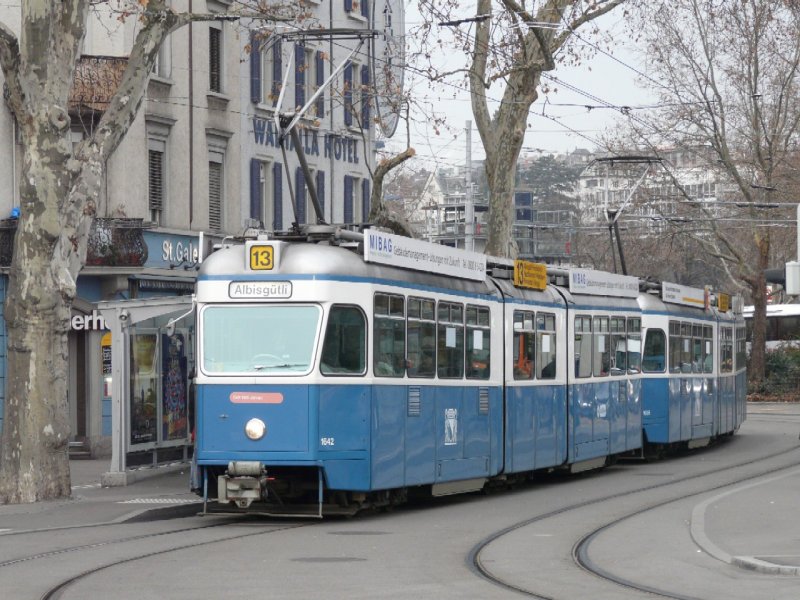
left=295, top=43, right=305, bottom=108
left=361, top=0, right=369, bottom=19
left=272, top=39, right=282, bottom=106
left=273, top=162, right=283, bottom=230
left=343, top=62, right=353, bottom=126
left=250, top=159, right=262, bottom=221
left=148, top=149, right=164, bottom=212
left=250, top=32, right=261, bottom=104
left=209, top=27, right=222, bottom=92
left=344, top=175, right=354, bottom=223
left=360, top=64, right=370, bottom=129
left=209, top=162, right=222, bottom=231
left=295, top=167, right=306, bottom=224
left=345, top=0, right=353, bottom=12
left=362, top=178, right=371, bottom=222
left=315, top=51, right=325, bottom=117
left=316, top=170, right=325, bottom=216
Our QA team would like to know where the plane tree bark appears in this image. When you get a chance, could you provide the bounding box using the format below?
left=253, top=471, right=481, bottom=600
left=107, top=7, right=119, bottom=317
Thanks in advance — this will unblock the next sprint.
left=0, top=0, right=289, bottom=504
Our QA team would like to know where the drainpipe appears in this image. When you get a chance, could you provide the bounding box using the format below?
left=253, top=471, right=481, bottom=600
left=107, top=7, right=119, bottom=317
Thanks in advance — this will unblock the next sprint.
left=188, top=0, right=194, bottom=228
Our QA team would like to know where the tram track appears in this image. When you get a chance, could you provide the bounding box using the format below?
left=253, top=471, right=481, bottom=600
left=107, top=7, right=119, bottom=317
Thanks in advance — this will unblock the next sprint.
left=469, top=441, right=800, bottom=600
left=38, top=520, right=313, bottom=600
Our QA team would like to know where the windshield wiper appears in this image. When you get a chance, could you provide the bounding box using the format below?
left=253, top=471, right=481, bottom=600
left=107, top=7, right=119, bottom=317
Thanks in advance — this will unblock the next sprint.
left=252, top=363, right=308, bottom=371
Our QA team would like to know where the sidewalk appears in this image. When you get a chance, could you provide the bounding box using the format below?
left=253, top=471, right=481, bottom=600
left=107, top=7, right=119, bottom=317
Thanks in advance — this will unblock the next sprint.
left=691, top=466, right=800, bottom=575
left=0, top=458, right=200, bottom=533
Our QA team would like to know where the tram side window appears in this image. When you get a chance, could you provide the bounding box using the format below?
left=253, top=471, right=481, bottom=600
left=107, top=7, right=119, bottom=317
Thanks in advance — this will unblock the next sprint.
left=536, top=313, right=556, bottom=380
left=703, top=326, right=714, bottom=373
left=374, top=293, right=405, bottom=377
left=691, top=324, right=703, bottom=373
left=438, top=302, right=464, bottom=378
left=513, top=310, right=535, bottom=380
left=680, top=322, right=692, bottom=373
left=668, top=321, right=682, bottom=373
left=642, top=329, right=666, bottom=373
left=736, top=325, right=746, bottom=371
left=720, top=327, right=733, bottom=373
left=320, top=305, right=366, bottom=375
left=610, top=317, right=626, bottom=375
left=466, top=305, right=491, bottom=380
left=407, top=297, right=436, bottom=378
left=627, top=318, right=642, bottom=374
left=593, top=316, right=610, bottom=377
left=574, top=316, right=593, bottom=378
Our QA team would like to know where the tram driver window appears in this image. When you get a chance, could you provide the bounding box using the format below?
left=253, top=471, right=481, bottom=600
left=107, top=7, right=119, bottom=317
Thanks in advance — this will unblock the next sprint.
left=642, top=329, right=666, bottom=373
left=374, top=293, right=405, bottom=377
left=320, top=305, right=366, bottom=375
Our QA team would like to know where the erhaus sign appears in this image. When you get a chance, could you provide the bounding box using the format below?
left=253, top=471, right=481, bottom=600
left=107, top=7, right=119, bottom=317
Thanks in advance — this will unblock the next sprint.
left=71, top=310, right=107, bottom=331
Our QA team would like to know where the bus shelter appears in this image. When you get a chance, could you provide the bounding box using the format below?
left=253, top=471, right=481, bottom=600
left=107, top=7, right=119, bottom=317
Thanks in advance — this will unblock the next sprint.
left=98, top=296, right=195, bottom=486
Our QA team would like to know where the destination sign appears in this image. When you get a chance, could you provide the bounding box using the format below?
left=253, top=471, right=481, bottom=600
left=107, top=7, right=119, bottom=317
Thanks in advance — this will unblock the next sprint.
left=513, top=260, right=548, bottom=290
left=229, top=281, right=292, bottom=299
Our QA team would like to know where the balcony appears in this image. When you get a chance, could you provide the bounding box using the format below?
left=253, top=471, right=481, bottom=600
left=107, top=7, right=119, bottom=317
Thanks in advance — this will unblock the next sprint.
left=69, top=55, right=128, bottom=117
left=0, top=218, right=148, bottom=268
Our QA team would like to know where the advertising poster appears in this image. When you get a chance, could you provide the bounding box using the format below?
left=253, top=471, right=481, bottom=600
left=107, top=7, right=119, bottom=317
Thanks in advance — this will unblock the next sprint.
left=161, top=333, right=188, bottom=441
left=130, top=333, right=158, bottom=445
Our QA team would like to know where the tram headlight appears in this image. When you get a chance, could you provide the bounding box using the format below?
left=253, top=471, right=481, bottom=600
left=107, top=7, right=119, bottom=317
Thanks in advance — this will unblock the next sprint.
left=244, top=418, right=267, bottom=440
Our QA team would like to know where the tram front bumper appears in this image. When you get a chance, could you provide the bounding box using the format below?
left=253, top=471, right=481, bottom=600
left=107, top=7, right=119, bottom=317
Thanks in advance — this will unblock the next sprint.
left=218, top=461, right=266, bottom=509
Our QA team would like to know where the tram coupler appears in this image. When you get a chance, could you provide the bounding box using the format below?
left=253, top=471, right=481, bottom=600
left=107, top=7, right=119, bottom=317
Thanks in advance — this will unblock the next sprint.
left=218, top=461, right=267, bottom=509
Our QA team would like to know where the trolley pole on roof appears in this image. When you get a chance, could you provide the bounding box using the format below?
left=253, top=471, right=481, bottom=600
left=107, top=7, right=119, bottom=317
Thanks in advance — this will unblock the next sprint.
left=272, top=28, right=376, bottom=229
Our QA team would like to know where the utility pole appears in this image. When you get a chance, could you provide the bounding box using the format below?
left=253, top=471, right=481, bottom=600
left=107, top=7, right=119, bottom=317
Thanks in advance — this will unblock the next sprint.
left=465, top=121, right=474, bottom=252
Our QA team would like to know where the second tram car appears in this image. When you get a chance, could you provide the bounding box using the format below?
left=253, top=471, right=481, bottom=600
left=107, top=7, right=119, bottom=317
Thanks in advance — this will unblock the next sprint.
left=191, top=228, right=745, bottom=515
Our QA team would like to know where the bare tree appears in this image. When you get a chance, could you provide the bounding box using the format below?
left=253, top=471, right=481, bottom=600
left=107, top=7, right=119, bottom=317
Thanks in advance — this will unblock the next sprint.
left=416, top=0, right=624, bottom=257
left=0, top=0, right=293, bottom=504
left=627, top=0, right=800, bottom=385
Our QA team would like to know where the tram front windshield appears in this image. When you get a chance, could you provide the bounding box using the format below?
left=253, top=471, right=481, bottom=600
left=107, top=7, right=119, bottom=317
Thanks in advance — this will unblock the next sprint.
left=202, top=305, right=321, bottom=374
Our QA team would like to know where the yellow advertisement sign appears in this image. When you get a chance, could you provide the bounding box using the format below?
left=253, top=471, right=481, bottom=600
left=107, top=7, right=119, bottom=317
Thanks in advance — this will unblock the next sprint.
left=513, top=260, right=548, bottom=290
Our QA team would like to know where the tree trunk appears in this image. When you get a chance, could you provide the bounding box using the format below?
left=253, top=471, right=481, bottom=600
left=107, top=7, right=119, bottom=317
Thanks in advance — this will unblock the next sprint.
left=0, top=130, right=79, bottom=503
left=745, top=232, right=770, bottom=388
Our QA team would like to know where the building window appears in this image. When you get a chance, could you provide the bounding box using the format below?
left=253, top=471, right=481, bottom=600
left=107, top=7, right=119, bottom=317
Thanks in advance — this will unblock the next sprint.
left=209, top=159, right=223, bottom=232
left=148, top=147, right=165, bottom=225
left=154, top=34, right=172, bottom=79
left=146, top=118, right=173, bottom=226
left=209, top=26, right=222, bottom=93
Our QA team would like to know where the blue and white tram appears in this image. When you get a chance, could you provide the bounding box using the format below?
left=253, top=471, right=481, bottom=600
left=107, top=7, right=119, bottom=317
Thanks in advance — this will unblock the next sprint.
left=638, top=283, right=746, bottom=451
left=191, top=229, right=743, bottom=515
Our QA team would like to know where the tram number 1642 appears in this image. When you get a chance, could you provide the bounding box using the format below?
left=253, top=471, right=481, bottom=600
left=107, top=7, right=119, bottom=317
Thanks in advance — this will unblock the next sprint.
left=320, top=437, right=335, bottom=447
